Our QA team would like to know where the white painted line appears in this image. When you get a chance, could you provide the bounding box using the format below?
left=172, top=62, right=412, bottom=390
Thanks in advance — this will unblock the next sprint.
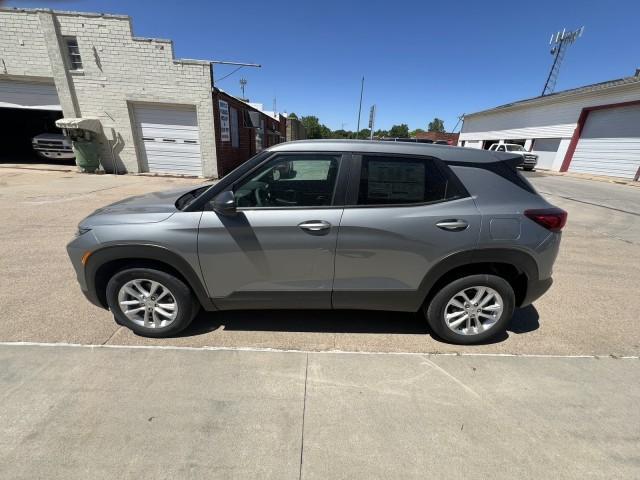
left=0, top=341, right=638, bottom=359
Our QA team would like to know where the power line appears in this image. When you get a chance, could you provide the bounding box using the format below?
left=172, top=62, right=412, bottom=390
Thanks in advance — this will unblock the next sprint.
left=214, top=65, right=245, bottom=83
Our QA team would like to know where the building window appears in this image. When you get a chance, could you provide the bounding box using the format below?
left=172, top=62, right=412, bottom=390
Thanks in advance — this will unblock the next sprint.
left=65, top=37, right=83, bottom=70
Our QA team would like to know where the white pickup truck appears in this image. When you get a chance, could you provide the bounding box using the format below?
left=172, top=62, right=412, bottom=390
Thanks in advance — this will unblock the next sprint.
left=489, top=143, right=537, bottom=171
left=31, top=133, right=75, bottom=160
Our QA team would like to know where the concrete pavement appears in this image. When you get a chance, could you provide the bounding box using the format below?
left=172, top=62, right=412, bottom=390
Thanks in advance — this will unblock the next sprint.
left=0, top=167, right=638, bottom=355
left=0, top=344, right=638, bottom=479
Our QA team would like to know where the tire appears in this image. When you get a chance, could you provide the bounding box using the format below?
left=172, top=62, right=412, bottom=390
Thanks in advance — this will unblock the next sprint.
left=106, top=268, right=198, bottom=338
left=425, top=274, right=515, bottom=345
left=523, top=166, right=534, bottom=171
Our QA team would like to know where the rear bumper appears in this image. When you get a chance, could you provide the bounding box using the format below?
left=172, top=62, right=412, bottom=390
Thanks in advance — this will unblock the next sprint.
left=521, top=277, right=553, bottom=307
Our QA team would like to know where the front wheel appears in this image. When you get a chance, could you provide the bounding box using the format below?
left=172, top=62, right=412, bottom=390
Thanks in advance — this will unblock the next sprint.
left=106, top=268, right=198, bottom=338
left=425, top=274, right=515, bottom=345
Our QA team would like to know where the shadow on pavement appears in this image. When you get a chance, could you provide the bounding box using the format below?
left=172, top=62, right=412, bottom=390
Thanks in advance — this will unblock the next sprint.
left=178, top=304, right=540, bottom=341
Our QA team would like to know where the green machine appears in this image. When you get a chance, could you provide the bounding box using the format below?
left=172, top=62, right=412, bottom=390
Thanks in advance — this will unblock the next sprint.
left=55, top=118, right=103, bottom=173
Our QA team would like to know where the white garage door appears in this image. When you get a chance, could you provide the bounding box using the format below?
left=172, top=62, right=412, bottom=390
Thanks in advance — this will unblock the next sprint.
left=134, top=104, right=202, bottom=176
left=0, top=79, right=61, bottom=110
left=531, top=138, right=561, bottom=170
left=570, top=105, right=640, bottom=179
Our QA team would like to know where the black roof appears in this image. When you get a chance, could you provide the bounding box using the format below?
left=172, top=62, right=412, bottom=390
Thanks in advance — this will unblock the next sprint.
left=267, top=139, right=510, bottom=164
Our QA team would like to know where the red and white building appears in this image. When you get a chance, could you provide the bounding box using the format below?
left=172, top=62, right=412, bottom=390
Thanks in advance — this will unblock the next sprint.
left=458, top=71, right=640, bottom=180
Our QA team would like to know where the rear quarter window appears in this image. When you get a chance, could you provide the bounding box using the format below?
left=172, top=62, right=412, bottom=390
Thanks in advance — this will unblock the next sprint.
left=356, top=155, right=467, bottom=206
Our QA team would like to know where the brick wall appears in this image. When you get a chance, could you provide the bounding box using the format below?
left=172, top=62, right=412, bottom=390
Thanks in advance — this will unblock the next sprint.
left=414, top=131, right=459, bottom=145
left=213, top=90, right=283, bottom=176
left=0, top=8, right=218, bottom=177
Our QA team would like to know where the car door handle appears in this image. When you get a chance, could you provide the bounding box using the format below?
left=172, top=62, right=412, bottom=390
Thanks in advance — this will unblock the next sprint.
left=436, top=219, right=469, bottom=231
left=298, top=220, right=332, bottom=232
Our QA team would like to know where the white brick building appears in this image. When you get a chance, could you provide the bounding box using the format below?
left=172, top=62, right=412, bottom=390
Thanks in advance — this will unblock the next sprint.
left=0, top=7, right=219, bottom=176
left=458, top=73, right=640, bottom=180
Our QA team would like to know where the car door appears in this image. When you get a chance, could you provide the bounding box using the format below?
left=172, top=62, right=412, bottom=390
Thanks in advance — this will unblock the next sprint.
left=198, top=152, right=348, bottom=309
left=333, top=153, right=481, bottom=311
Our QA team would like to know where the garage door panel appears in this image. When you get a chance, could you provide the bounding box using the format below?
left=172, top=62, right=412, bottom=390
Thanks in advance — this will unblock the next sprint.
left=570, top=105, right=640, bottom=179
left=0, top=79, right=61, bottom=110
left=134, top=104, right=202, bottom=176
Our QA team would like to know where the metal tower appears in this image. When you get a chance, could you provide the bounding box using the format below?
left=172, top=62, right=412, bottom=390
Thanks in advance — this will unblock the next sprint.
left=542, top=27, right=584, bottom=96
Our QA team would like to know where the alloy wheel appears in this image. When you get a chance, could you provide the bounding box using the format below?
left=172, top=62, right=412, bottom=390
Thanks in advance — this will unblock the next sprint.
left=444, top=286, right=504, bottom=336
left=117, top=279, right=178, bottom=329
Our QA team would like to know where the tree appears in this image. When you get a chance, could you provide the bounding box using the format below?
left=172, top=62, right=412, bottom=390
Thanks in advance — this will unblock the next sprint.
left=428, top=118, right=445, bottom=133
left=287, top=112, right=298, bottom=119
left=374, top=129, right=389, bottom=137
left=357, top=128, right=371, bottom=139
left=300, top=115, right=323, bottom=139
left=410, top=128, right=426, bottom=138
left=388, top=124, right=409, bottom=138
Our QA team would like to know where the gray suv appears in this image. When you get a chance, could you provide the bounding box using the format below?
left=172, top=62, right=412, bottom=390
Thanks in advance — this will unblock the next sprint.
left=67, top=140, right=566, bottom=344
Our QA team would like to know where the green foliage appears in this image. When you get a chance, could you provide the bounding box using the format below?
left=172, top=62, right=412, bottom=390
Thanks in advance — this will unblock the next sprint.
left=374, top=129, right=389, bottom=137
left=388, top=124, right=409, bottom=138
left=287, top=112, right=298, bottom=119
left=410, top=128, right=426, bottom=138
left=428, top=118, right=445, bottom=133
left=357, top=128, right=371, bottom=139
left=300, top=116, right=323, bottom=139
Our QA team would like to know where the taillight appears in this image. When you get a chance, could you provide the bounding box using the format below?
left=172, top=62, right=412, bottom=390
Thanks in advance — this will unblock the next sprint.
left=524, top=208, right=567, bottom=232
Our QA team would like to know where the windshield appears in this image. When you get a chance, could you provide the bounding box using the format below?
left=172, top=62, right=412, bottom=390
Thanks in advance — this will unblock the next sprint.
left=506, top=145, right=524, bottom=151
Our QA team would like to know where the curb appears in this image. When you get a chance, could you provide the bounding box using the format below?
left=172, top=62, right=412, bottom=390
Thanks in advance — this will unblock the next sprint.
left=539, top=170, right=640, bottom=188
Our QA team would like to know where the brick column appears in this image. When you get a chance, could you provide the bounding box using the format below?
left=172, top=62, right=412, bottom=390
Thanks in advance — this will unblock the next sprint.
left=37, top=10, right=80, bottom=117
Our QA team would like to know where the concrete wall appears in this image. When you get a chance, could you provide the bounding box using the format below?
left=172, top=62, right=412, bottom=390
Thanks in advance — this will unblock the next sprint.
left=0, top=8, right=218, bottom=176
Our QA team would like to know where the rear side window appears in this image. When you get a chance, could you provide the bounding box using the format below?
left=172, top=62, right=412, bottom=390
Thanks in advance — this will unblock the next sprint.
left=357, top=155, right=465, bottom=206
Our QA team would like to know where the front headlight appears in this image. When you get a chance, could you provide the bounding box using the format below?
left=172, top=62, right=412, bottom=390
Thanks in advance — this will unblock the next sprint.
left=76, top=227, right=92, bottom=237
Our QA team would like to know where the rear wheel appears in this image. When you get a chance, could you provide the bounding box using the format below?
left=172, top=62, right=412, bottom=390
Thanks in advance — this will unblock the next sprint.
left=106, top=268, right=198, bottom=338
left=425, top=274, right=515, bottom=345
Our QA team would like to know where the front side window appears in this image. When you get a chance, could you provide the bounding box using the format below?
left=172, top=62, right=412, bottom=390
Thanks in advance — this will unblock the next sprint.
left=496, top=145, right=506, bottom=152
left=65, top=37, right=83, bottom=70
left=506, top=145, right=524, bottom=151
left=357, top=155, right=462, bottom=206
left=234, top=154, right=341, bottom=208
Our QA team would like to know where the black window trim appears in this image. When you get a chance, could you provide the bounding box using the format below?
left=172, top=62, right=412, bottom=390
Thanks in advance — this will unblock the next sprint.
left=199, top=151, right=351, bottom=212
left=343, top=152, right=470, bottom=209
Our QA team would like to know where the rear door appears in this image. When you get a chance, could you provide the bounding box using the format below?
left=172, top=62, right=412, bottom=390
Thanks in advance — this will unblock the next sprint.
left=198, top=152, right=349, bottom=309
left=333, top=153, right=481, bottom=311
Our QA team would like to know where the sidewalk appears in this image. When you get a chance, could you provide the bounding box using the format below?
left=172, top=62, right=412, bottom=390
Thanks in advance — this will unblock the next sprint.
left=1, top=344, right=638, bottom=479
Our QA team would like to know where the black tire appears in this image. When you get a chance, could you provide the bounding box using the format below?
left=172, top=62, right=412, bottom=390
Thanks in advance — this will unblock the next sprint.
left=523, top=166, right=534, bottom=171
left=425, top=274, right=515, bottom=345
left=106, top=268, right=198, bottom=338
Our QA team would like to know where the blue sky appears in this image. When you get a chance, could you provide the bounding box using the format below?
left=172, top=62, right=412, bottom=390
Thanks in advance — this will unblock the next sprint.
left=8, top=0, right=640, bottom=131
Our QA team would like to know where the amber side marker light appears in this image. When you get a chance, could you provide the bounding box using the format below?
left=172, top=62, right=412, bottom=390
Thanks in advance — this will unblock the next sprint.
left=81, top=251, right=93, bottom=265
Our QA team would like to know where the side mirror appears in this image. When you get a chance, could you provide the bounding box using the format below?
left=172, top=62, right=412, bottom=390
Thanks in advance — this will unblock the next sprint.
left=212, top=190, right=237, bottom=216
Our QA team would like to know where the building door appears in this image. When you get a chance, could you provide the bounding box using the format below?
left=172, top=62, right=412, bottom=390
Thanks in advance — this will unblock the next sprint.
left=531, top=138, right=561, bottom=170
left=570, top=105, right=640, bottom=179
left=133, top=104, right=202, bottom=176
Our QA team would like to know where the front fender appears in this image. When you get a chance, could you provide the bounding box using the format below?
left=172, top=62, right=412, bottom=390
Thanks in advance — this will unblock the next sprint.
left=84, top=243, right=216, bottom=311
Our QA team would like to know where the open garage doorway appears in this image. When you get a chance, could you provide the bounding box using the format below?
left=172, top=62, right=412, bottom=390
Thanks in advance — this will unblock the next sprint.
left=0, top=79, right=74, bottom=167
left=0, top=108, right=70, bottom=164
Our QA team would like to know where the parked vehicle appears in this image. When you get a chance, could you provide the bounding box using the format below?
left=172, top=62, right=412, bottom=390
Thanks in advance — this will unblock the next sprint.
left=68, top=140, right=566, bottom=344
left=488, top=143, right=537, bottom=171
left=32, top=133, right=75, bottom=160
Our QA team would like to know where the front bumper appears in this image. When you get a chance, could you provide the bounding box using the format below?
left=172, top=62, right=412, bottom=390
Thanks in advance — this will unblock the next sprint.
left=66, top=231, right=106, bottom=310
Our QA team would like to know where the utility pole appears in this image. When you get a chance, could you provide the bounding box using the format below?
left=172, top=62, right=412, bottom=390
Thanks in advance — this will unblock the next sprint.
left=239, top=78, right=247, bottom=99
left=542, top=27, right=584, bottom=96
left=356, top=76, right=364, bottom=139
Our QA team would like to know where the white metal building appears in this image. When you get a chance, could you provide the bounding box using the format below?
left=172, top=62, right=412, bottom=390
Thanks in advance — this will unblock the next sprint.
left=458, top=72, right=640, bottom=180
